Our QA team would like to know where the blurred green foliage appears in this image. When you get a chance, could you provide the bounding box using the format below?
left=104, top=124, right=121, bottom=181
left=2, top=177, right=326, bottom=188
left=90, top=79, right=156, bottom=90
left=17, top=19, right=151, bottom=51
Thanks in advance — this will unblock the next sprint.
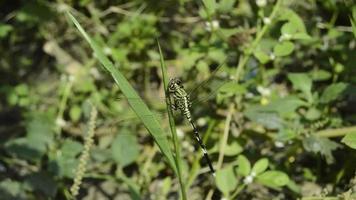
left=0, top=0, right=356, bottom=199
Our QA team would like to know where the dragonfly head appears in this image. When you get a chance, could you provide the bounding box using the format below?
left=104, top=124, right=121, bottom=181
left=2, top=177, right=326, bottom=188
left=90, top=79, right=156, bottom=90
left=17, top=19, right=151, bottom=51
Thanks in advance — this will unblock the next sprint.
left=168, top=77, right=182, bottom=92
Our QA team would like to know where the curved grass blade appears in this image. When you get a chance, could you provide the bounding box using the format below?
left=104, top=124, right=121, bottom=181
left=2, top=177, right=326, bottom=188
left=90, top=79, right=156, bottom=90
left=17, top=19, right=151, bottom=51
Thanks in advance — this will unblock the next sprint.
left=157, top=40, right=187, bottom=199
left=67, top=12, right=177, bottom=174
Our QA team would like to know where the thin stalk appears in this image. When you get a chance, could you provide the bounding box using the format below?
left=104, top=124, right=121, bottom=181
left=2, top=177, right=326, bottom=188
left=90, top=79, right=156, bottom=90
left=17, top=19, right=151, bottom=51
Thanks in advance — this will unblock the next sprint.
left=205, top=0, right=283, bottom=199
left=56, top=76, right=73, bottom=134
left=315, top=126, right=356, bottom=138
left=157, top=40, right=187, bottom=200
left=217, top=105, right=234, bottom=169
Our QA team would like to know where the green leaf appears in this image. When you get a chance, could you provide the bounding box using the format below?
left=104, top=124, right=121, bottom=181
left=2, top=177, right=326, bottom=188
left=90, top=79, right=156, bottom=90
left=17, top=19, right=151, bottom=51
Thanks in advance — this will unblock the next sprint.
left=256, top=171, right=290, bottom=189
left=237, top=155, right=251, bottom=176
left=202, top=0, right=217, bottom=16
left=0, top=179, right=26, bottom=199
left=253, top=49, right=270, bottom=64
left=67, top=12, right=176, bottom=173
left=303, top=135, right=341, bottom=164
left=341, top=132, right=356, bottom=149
left=293, top=32, right=312, bottom=40
left=281, top=22, right=298, bottom=35
left=252, top=158, right=269, bottom=175
left=49, top=140, right=83, bottom=178
left=26, top=172, right=57, bottom=197
left=245, top=111, right=283, bottom=129
left=350, top=17, right=356, bottom=38
left=216, top=165, right=238, bottom=195
left=0, top=23, right=13, bottom=38
left=224, top=142, right=243, bottom=156
left=305, top=107, right=321, bottom=121
left=218, top=82, right=246, bottom=95
left=273, top=41, right=295, bottom=57
left=112, top=133, right=140, bottom=167
left=218, top=0, right=236, bottom=13
left=69, top=105, right=82, bottom=122
left=4, top=137, right=44, bottom=161
left=26, top=112, right=55, bottom=155
left=287, top=73, right=312, bottom=99
left=320, top=83, right=348, bottom=103
left=61, top=139, right=83, bottom=158
left=279, top=8, right=307, bottom=34
left=310, top=69, right=332, bottom=81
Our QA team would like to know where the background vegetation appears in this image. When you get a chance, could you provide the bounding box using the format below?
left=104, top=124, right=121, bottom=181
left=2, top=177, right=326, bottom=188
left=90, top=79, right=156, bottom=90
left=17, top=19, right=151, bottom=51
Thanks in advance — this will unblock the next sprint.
left=0, top=0, right=356, bottom=199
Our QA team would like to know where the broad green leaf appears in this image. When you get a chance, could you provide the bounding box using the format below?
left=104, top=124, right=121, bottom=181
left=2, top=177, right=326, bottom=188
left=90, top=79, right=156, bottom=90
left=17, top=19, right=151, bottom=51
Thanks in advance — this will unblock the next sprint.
left=287, top=73, right=312, bottom=99
left=4, top=137, right=43, bottom=161
left=303, top=135, right=341, bottom=164
left=310, top=69, right=332, bottom=81
left=112, top=133, right=140, bottom=167
left=305, top=107, right=321, bottom=121
left=202, top=0, right=217, bottom=16
left=26, top=112, right=55, bottom=155
left=218, top=0, right=236, bottom=13
left=279, top=8, right=307, bottom=33
left=61, top=139, right=83, bottom=158
left=273, top=41, right=294, bottom=57
left=49, top=140, right=82, bottom=178
left=281, top=22, right=298, bottom=35
left=293, top=32, right=312, bottom=40
left=256, top=171, right=290, bottom=188
left=237, top=155, right=251, bottom=176
left=0, top=23, right=12, bottom=38
left=254, top=49, right=270, bottom=64
left=320, top=83, right=348, bottom=103
left=26, top=172, right=57, bottom=197
left=245, top=111, right=283, bottom=129
left=67, top=12, right=176, bottom=173
left=216, top=165, right=238, bottom=195
left=69, top=104, right=82, bottom=122
left=264, top=96, right=307, bottom=116
left=0, top=179, right=26, bottom=199
left=252, top=158, right=269, bottom=175
left=341, top=132, right=356, bottom=149
left=224, top=142, right=243, bottom=156
left=218, top=82, right=246, bottom=95
left=351, top=17, right=356, bottom=38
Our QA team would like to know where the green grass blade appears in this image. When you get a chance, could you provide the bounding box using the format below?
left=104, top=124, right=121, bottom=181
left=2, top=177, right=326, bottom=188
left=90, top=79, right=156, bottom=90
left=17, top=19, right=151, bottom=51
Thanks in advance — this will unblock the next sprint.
left=157, top=40, right=187, bottom=199
left=66, top=12, right=177, bottom=174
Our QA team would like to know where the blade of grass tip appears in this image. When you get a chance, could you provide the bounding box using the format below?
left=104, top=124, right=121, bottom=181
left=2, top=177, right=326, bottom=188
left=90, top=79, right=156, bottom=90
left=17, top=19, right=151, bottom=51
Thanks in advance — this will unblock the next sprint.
left=157, top=40, right=187, bottom=199
left=67, top=12, right=177, bottom=174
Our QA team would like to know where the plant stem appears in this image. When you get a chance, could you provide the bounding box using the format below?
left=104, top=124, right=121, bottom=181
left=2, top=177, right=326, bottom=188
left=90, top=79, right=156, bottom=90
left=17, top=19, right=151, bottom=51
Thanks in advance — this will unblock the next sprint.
left=205, top=1, right=283, bottom=199
left=157, top=41, right=187, bottom=200
left=315, top=126, right=356, bottom=138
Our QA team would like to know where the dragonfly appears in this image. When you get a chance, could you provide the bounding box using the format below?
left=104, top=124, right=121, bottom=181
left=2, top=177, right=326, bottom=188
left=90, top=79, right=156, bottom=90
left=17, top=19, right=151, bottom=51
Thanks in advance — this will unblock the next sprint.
left=168, top=77, right=216, bottom=175
left=112, top=56, right=232, bottom=175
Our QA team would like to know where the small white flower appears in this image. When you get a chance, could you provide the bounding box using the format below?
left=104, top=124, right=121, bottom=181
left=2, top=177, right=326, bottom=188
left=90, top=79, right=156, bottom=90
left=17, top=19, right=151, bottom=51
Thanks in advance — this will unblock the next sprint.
left=103, top=47, right=112, bottom=55
left=205, top=20, right=220, bottom=32
left=56, top=117, right=66, bottom=127
left=275, top=141, right=285, bottom=148
left=263, top=17, right=271, bottom=24
left=243, top=175, right=254, bottom=184
left=270, top=53, right=276, bottom=60
left=256, top=0, right=267, bottom=7
left=257, top=86, right=271, bottom=97
left=197, top=118, right=206, bottom=126
left=251, top=172, right=257, bottom=177
left=245, top=92, right=255, bottom=99
left=279, top=33, right=292, bottom=41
